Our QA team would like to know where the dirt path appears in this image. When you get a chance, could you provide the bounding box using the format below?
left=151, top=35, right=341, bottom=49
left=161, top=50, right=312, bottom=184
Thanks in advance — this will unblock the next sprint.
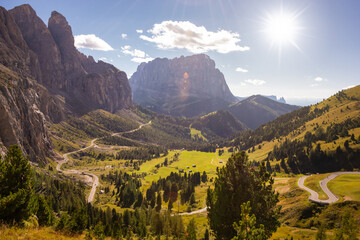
left=298, top=172, right=360, bottom=205
left=56, top=121, right=151, bottom=203
left=178, top=207, right=207, bottom=216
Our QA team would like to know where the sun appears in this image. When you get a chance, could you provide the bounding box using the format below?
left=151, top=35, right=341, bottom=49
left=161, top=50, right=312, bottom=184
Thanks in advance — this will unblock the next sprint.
left=264, top=10, right=301, bottom=49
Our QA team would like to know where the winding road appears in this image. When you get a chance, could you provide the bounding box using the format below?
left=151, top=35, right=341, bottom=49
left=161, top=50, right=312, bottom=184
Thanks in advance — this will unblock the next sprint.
left=298, top=172, right=360, bottom=205
left=56, top=121, right=151, bottom=203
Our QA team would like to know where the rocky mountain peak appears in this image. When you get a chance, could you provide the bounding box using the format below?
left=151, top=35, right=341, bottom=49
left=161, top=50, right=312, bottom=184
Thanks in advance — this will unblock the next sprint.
left=48, top=11, right=74, bottom=51
left=130, top=54, right=237, bottom=117
left=0, top=4, right=133, bottom=162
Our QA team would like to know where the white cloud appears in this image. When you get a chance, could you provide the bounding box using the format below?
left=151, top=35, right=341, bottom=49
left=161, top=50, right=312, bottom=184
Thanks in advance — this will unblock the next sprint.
left=136, top=29, right=143, bottom=33
left=314, top=77, right=327, bottom=82
left=74, top=34, right=114, bottom=51
left=131, top=57, right=154, bottom=63
left=121, top=46, right=146, bottom=58
left=121, top=45, right=154, bottom=63
left=140, top=20, right=250, bottom=54
left=236, top=67, right=248, bottom=73
left=121, top=33, right=127, bottom=39
left=244, top=79, right=266, bottom=86
left=310, top=83, right=319, bottom=87
left=239, top=82, right=247, bottom=86
left=98, top=57, right=107, bottom=61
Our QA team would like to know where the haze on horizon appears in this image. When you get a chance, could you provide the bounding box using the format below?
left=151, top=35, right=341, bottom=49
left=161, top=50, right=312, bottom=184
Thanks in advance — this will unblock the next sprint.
left=3, top=0, right=360, bottom=106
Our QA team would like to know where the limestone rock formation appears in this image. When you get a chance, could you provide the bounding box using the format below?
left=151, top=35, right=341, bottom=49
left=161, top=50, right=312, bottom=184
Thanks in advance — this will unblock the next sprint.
left=0, top=4, right=133, bottom=162
left=130, top=54, right=237, bottom=117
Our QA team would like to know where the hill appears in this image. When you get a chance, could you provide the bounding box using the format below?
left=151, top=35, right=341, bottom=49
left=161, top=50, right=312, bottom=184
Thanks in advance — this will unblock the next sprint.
left=233, top=85, right=360, bottom=173
left=130, top=54, right=238, bottom=117
left=191, top=110, right=248, bottom=140
left=227, top=95, right=300, bottom=129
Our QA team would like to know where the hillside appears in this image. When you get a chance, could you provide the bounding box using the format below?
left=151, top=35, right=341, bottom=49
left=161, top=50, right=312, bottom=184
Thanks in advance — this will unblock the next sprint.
left=191, top=110, right=248, bottom=139
left=233, top=85, right=360, bottom=173
left=130, top=54, right=238, bottom=117
left=227, top=95, right=299, bottom=129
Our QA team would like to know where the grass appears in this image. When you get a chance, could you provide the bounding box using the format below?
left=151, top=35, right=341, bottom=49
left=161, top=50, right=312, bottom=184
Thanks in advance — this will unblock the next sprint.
left=328, top=174, right=360, bottom=201
left=0, top=225, right=85, bottom=240
left=190, top=127, right=208, bottom=142
left=304, top=173, right=331, bottom=200
left=138, top=150, right=232, bottom=186
left=270, top=225, right=319, bottom=240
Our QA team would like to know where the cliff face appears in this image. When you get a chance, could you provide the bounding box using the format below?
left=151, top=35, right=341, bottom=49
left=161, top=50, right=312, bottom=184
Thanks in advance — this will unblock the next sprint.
left=9, top=5, right=132, bottom=113
left=130, top=54, right=237, bottom=117
left=0, top=5, right=132, bottom=162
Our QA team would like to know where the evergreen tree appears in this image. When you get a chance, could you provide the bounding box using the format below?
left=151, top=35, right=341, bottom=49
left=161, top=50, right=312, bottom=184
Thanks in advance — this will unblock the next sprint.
left=186, top=218, right=197, bottom=240
left=204, top=229, right=210, bottom=240
left=231, top=202, right=266, bottom=240
left=156, top=193, right=162, bottom=212
left=0, top=145, right=33, bottom=224
left=206, top=152, right=280, bottom=239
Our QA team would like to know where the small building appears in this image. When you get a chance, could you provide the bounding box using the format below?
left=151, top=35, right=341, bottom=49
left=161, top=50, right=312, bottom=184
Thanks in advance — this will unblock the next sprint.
left=179, top=169, right=184, bottom=173
left=219, top=160, right=223, bottom=163
left=192, top=164, right=196, bottom=167
left=188, top=170, right=192, bottom=173
left=187, top=166, right=190, bottom=169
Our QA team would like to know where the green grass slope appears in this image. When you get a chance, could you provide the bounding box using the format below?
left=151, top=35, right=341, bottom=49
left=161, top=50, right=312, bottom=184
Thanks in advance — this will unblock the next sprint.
left=191, top=110, right=248, bottom=139
left=233, top=85, right=360, bottom=173
left=228, top=95, right=300, bottom=129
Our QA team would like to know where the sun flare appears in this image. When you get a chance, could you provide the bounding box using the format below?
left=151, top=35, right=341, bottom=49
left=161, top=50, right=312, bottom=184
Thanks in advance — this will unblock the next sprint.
left=265, top=11, right=300, bottom=47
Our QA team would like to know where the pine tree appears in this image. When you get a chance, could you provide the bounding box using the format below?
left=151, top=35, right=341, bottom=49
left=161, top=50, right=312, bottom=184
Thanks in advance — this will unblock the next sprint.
left=186, top=218, right=197, bottom=240
left=204, top=229, right=210, bottom=240
left=231, top=202, right=266, bottom=240
left=156, top=192, right=162, bottom=212
left=207, top=152, right=280, bottom=239
left=0, top=145, right=33, bottom=224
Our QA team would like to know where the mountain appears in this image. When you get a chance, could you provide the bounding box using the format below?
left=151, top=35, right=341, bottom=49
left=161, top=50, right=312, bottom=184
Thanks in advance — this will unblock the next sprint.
left=227, top=95, right=299, bottom=129
left=0, top=5, right=132, bottom=162
left=130, top=54, right=238, bottom=117
left=236, top=95, right=286, bottom=103
left=191, top=110, right=248, bottom=139
left=233, top=85, right=360, bottom=173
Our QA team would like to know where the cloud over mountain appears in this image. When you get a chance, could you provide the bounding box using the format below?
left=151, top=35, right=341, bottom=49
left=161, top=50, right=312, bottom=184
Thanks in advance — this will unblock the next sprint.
left=74, top=34, right=114, bottom=51
left=140, top=20, right=250, bottom=54
left=121, top=45, right=153, bottom=63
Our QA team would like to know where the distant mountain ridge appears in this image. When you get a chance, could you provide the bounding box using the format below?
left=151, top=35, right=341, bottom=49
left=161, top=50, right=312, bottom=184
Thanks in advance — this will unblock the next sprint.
left=227, top=95, right=300, bottom=129
left=236, top=95, right=286, bottom=103
left=130, top=54, right=238, bottom=117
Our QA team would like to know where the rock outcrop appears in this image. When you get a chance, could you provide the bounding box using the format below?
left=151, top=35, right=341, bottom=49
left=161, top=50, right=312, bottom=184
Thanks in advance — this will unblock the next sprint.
left=9, top=5, right=132, bottom=114
left=0, top=4, right=132, bottom=162
left=130, top=54, right=237, bottom=117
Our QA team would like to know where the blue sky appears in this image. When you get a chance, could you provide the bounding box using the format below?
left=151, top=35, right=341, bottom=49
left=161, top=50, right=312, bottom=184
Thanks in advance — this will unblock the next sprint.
left=3, top=0, right=360, bottom=105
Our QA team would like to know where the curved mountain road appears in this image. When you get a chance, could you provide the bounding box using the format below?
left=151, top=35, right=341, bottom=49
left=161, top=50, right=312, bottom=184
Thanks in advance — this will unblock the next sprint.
left=298, top=172, right=360, bottom=204
left=56, top=121, right=151, bottom=203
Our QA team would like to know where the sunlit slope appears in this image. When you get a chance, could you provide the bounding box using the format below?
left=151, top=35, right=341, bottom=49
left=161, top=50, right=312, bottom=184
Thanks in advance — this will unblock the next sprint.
left=234, top=85, right=360, bottom=162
